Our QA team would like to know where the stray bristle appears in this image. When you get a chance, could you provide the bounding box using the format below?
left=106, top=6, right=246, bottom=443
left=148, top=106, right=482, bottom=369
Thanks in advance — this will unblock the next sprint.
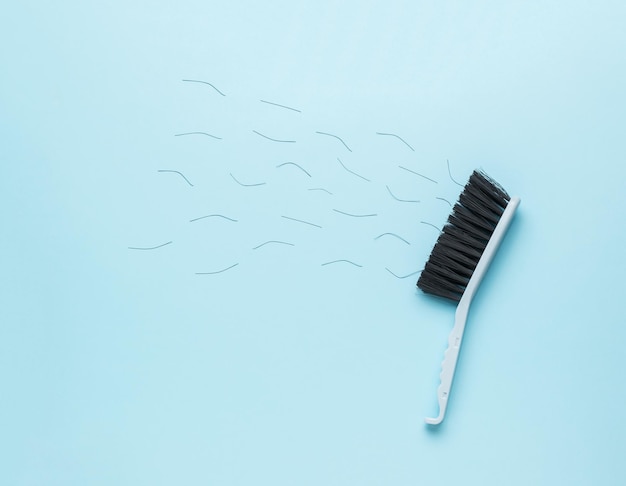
left=417, top=170, right=511, bottom=301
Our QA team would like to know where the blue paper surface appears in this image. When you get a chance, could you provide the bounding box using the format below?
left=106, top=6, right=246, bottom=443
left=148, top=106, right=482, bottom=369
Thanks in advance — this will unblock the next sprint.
left=2, top=1, right=626, bottom=484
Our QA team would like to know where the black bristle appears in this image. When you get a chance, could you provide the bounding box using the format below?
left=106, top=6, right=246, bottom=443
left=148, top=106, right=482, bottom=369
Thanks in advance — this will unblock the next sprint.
left=417, top=170, right=511, bottom=302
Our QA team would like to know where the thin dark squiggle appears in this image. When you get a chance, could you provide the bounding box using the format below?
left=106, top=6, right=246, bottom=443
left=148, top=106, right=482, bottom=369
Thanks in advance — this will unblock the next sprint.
left=421, top=221, right=442, bottom=232
left=281, top=215, right=322, bottom=229
left=182, top=79, right=226, bottom=96
left=196, top=263, right=239, bottom=275
left=316, top=131, right=352, bottom=152
left=252, top=130, right=296, bottom=143
left=260, top=99, right=302, bottom=113
left=230, top=173, right=266, bottom=187
left=321, top=260, right=363, bottom=268
left=158, top=170, right=194, bottom=187
left=308, top=188, right=333, bottom=195
left=398, top=166, right=438, bottom=184
left=175, top=132, right=222, bottom=140
left=333, top=209, right=377, bottom=218
left=252, top=240, right=295, bottom=250
left=385, top=268, right=422, bottom=279
left=447, top=159, right=464, bottom=187
left=386, top=185, right=420, bottom=203
left=276, top=162, right=311, bottom=177
left=375, top=132, right=415, bottom=151
left=189, top=214, right=238, bottom=223
left=436, top=197, right=452, bottom=207
left=128, top=241, right=173, bottom=251
left=374, top=233, right=411, bottom=245
left=337, top=158, right=370, bottom=182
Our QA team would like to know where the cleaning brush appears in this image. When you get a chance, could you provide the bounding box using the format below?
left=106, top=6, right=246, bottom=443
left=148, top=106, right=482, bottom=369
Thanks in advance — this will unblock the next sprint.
left=417, top=169, right=520, bottom=425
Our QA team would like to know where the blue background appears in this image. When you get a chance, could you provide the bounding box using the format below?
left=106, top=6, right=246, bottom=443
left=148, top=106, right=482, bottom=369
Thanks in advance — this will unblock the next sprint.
left=2, top=1, right=626, bottom=484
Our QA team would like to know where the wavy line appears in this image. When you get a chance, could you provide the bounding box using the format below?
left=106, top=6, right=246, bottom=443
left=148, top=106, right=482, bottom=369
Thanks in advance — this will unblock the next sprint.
left=398, top=166, right=438, bottom=184
left=158, top=170, right=194, bottom=187
left=337, top=158, right=370, bottom=182
left=260, top=99, right=302, bottom=113
left=436, top=197, right=452, bottom=207
left=385, top=268, right=422, bottom=279
left=128, top=241, right=173, bottom=251
left=281, top=215, right=322, bottom=228
left=333, top=209, right=377, bottom=218
left=175, top=132, right=222, bottom=140
left=252, top=240, right=295, bottom=250
left=374, top=233, right=411, bottom=245
left=308, top=188, right=333, bottom=195
left=386, top=185, right=420, bottom=203
left=276, top=162, right=311, bottom=177
left=182, top=79, right=226, bottom=96
left=447, top=159, right=464, bottom=186
left=321, top=260, right=363, bottom=268
left=196, top=263, right=239, bottom=275
left=252, top=130, right=296, bottom=143
left=316, top=131, right=352, bottom=152
left=420, top=221, right=442, bottom=232
left=230, top=173, right=266, bottom=187
left=189, top=214, right=238, bottom=223
left=375, top=132, right=415, bottom=151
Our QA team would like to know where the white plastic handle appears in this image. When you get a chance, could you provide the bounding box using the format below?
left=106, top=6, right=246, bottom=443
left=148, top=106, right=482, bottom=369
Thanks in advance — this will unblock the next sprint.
left=424, top=301, right=470, bottom=425
left=425, top=196, right=520, bottom=425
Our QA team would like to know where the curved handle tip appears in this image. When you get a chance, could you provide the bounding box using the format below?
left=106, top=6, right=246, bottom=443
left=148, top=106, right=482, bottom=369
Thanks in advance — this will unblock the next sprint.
left=425, top=415, right=444, bottom=425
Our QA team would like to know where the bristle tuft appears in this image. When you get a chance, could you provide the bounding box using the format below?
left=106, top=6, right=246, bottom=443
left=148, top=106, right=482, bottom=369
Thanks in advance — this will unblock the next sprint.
left=417, top=170, right=511, bottom=301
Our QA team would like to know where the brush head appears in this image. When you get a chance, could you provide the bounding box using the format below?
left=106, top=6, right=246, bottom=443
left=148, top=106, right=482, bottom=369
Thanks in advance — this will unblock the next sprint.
left=417, top=170, right=511, bottom=302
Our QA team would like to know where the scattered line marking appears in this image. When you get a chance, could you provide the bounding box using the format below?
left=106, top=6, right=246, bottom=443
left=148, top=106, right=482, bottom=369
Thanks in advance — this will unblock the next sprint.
left=281, top=215, right=322, bottom=229
left=182, top=79, right=226, bottom=96
left=260, top=99, right=301, bottom=113
left=175, top=132, right=222, bottom=140
left=158, top=170, right=194, bottom=187
left=316, top=131, right=352, bottom=152
left=276, top=162, right=311, bottom=177
left=333, top=209, right=377, bottom=218
left=252, top=130, right=296, bottom=143
left=375, top=132, right=415, bottom=151
left=189, top=214, right=238, bottom=223
left=252, top=240, right=295, bottom=250
left=374, top=233, right=410, bottom=245
left=308, top=188, right=333, bottom=195
left=196, top=263, right=239, bottom=275
left=321, top=260, right=363, bottom=268
left=386, top=185, right=420, bottom=203
left=128, top=241, right=173, bottom=251
left=337, top=157, right=370, bottom=182
left=420, top=221, right=442, bottom=232
left=447, top=159, right=464, bottom=186
left=230, top=173, right=266, bottom=187
left=399, top=165, right=438, bottom=184
left=385, top=268, right=422, bottom=279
